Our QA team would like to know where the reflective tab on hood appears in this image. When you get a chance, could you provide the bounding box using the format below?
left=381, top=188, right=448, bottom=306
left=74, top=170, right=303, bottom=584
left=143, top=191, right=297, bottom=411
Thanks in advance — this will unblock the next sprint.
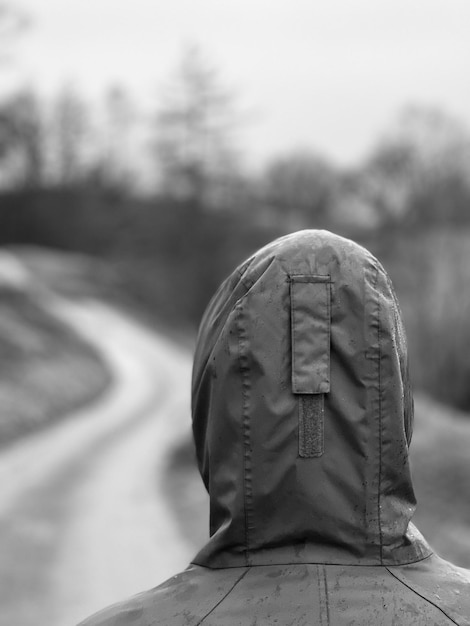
left=289, top=274, right=331, bottom=458
left=290, top=275, right=331, bottom=395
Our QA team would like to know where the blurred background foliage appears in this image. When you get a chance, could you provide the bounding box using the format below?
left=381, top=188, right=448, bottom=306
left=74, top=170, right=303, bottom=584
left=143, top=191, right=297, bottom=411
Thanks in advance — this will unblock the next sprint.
left=1, top=6, right=470, bottom=622
left=1, top=2, right=470, bottom=417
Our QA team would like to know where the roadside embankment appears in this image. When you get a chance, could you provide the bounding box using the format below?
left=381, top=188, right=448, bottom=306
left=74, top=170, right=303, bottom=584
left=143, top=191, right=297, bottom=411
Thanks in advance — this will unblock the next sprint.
left=0, top=251, right=111, bottom=447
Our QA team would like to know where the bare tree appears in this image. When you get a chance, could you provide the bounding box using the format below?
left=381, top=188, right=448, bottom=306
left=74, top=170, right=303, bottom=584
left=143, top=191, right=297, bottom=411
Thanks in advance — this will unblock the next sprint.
left=262, top=151, right=336, bottom=226
left=154, top=45, right=239, bottom=208
left=365, top=106, right=470, bottom=226
left=49, top=86, right=90, bottom=186
left=0, top=2, right=30, bottom=168
left=0, top=89, right=45, bottom=189
left=100, top=85, right=135, bottom=191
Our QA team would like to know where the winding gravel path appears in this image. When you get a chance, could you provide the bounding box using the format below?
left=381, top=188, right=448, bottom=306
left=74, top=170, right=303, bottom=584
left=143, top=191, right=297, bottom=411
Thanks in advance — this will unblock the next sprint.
left=0, top=296, right=203, bottom=626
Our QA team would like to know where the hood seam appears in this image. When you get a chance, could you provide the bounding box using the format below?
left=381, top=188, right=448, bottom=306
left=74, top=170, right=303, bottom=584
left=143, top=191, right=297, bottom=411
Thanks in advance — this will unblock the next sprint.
left=191, top=551, right=435, bottom=569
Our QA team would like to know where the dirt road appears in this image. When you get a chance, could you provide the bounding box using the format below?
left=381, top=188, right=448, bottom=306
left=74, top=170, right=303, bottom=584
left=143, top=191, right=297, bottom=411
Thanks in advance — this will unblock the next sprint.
left=0, top=296, right=207, bottom=626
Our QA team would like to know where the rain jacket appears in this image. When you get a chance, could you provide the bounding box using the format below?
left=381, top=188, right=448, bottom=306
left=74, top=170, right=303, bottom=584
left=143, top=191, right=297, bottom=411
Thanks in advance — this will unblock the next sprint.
left=80, top=230, right=470, bottom=625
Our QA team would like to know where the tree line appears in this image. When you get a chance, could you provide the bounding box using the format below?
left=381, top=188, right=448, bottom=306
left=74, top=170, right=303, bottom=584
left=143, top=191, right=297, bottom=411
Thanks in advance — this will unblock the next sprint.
left=1, top=44, right=469, bottom=230
left=2, top=12, right=470, bottom=411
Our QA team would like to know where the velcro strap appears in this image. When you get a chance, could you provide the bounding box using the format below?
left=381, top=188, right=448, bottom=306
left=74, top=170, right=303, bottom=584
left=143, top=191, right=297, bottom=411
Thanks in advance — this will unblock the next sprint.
left=299, top=395, right=324, bottom=457
left=290, top=275, right=331, bottom=394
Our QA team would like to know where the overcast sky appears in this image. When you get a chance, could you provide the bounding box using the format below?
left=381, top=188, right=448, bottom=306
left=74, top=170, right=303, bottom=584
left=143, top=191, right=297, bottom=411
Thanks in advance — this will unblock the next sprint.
left=10, top=0, right=470, bottom=167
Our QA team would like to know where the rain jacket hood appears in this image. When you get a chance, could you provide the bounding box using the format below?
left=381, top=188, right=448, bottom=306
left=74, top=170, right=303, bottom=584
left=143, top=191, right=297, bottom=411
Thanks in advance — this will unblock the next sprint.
left=80, top=230, right=470, bottom=626
left=191, top=229, right=431, bottom=568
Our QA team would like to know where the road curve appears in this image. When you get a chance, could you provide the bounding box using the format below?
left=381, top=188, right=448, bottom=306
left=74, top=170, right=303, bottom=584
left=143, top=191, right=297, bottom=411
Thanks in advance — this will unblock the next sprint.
left=0, top=296, right=207, bottom=626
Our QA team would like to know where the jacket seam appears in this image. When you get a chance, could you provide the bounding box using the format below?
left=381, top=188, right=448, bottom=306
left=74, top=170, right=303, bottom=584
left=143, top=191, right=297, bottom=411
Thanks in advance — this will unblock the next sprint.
left=319, top=564, right=331, bottom=626
left=367, top=262, right=383, bottom=560
left=197, top=568, right=250, bottom=625
left=375, top=266, right=384, bottom=563
left=385, top=567, right=460, bottom=625
left=237, top=303, right=254, bottom=566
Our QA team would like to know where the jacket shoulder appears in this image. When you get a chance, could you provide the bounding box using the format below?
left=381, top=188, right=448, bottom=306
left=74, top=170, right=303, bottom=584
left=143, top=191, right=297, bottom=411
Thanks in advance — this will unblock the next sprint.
left=388, top=554, right=470, bottom=625
left=77, top=565, right=248, bottom=626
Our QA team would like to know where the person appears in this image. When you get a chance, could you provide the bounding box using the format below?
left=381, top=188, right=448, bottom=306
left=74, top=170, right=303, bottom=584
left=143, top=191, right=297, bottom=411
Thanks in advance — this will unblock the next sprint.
left=79, top=230, right=470, bottom=625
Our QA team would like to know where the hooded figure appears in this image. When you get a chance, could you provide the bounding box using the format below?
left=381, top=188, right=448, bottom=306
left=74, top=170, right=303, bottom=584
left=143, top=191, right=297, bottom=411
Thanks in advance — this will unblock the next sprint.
left=80, top=230, right=470, bottom=625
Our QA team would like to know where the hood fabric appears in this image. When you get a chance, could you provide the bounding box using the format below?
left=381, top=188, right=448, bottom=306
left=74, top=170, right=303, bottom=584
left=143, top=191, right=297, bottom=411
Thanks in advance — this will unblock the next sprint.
left=79, top=229, right=470, bottom=626
left=191, top=229, right=431, bottom=568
